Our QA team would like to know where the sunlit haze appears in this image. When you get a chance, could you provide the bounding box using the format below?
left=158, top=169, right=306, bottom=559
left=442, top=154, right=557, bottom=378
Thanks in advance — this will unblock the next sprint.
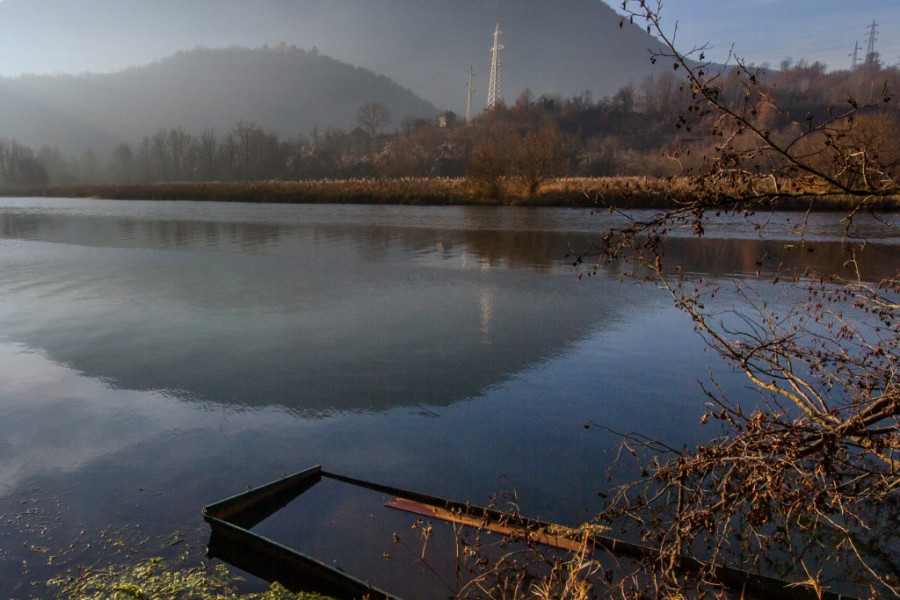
left=0, top=0, right=897, bottom=156
left=0, top=0, right=895, bottom=80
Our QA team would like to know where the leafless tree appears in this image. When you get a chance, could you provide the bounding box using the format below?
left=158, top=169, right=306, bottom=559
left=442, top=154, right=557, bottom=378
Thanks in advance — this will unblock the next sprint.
left=513, top=122, right=565, bottom=195
left=356, top=101, right=392, bottom=137
left=581, top=2, right=900, bottom=598
left=195, top=129, right=219, bottom=181
left=0, top=138, right=48, bottom=185
left=467, top=138, right=512, bottom=201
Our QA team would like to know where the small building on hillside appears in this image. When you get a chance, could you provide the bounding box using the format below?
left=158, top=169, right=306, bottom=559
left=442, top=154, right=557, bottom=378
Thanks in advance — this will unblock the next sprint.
left=438, top=111, right=459, bottom=129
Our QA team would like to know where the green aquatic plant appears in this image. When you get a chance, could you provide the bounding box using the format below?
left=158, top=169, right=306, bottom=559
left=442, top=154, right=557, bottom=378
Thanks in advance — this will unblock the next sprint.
left=46, top=557, right=328, bottom=600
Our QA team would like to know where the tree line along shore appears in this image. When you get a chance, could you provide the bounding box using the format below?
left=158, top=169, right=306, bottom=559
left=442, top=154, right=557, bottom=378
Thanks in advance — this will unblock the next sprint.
left=0, top=61, right=896, bottom=199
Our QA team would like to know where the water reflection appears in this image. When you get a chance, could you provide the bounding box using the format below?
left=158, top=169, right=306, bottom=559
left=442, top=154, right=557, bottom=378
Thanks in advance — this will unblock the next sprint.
left=0, top=212, right=288, bottom=254
left=0, top=342, right=222, bottom=495
left=0, top=201, right=893, bottom=419
left=1, top=201, right=893, bottom=274
left=663, top=236, right=897, bottom=281
left=0, top=245, right=627, bottom=415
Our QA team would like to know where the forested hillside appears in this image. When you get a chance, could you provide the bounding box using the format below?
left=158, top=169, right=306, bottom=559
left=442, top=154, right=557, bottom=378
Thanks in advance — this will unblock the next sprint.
left=0, top=46, right=439, bottom=156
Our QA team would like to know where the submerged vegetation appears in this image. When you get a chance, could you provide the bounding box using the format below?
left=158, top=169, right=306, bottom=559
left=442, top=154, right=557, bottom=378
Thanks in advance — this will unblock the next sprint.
left=45, top=558, right=325, bottom=600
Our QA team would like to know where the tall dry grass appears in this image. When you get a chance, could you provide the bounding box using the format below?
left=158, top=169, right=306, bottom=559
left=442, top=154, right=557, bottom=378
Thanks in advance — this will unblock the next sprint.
left=1, top=177, right=896, bottom=210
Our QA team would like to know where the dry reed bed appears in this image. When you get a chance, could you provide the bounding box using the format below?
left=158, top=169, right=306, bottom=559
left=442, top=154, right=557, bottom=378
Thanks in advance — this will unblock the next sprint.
left=1, top=177, right=897, bottom=211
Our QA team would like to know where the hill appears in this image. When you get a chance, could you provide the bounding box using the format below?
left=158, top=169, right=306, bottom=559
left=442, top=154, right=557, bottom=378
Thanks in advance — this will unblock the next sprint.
left=0, top=46, right=441, bottom=156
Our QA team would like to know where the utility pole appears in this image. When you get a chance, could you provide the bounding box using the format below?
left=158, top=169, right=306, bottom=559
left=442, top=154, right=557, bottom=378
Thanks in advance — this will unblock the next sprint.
left=466, top=66, right=475, bottom=124
left=850, top=40, right=860, bottom=70
left=487, top=23, right=503, bottom=109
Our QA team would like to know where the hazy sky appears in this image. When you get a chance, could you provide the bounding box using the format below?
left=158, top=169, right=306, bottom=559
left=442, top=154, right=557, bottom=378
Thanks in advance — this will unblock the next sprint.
left=0, top=0, right=896, bottom=78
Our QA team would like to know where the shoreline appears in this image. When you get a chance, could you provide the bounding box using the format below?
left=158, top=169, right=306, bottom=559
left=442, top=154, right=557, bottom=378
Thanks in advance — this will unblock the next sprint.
left=1, top=177, right=898, bottom=211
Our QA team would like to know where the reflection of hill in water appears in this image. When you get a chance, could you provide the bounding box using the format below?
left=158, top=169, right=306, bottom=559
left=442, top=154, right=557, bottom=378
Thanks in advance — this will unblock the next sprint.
left=0, top=212, right=627, bottom=415
left=0, top=205, right=895, bottom=416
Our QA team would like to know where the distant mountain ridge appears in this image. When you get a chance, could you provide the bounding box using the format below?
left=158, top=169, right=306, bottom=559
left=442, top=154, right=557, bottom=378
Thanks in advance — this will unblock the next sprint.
left=0, top=46, right=440, bottom=156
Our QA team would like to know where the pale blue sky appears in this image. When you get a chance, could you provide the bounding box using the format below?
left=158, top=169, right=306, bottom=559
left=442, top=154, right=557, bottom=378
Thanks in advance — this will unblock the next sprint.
left=624, top=0, right=900, bottom=70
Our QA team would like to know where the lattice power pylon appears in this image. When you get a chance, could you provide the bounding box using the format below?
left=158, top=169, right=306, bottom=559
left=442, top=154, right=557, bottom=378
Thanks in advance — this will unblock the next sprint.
left=466, top=65, right=475, bottom=124
left=864, top=20, right=879, bottom=67
left=487, top=23, right=503, bottom=109
left=850, top=40, right=860, bottom=70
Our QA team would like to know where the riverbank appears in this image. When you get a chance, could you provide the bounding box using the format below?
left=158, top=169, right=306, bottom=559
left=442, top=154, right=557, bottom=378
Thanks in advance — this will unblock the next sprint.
left=1, top=177, right=897, bottom=211
left=0, top=177, right=672, bottom=207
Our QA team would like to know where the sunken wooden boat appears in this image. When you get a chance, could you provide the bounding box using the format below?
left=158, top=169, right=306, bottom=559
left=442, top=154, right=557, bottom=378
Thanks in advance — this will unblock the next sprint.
left=203, top=465, right=855, bottom=600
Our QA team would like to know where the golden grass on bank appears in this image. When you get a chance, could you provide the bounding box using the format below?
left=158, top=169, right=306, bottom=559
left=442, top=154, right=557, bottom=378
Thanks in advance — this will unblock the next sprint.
left=0, top=177, right=697, bottom=208
left=0, top=177, right=897, bottom=211
left=528, top=176, right=695, bottom=208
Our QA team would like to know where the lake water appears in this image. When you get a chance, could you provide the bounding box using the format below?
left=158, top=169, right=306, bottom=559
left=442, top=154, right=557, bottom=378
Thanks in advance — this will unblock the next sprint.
left=0, top=199, right=895, bottom=598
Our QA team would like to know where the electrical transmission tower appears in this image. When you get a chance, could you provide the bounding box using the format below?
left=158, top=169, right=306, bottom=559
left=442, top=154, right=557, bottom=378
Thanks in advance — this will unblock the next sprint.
left=466, top=66, right=475, bottom=124
left=487, top=23, right=503, bottom=109
left=864, top=19, right=879, bottom=67
left=850, top=40, right=860, bottom=70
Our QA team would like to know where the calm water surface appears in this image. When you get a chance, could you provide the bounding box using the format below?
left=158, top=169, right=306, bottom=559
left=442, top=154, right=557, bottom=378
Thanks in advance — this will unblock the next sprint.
left=0, top=199, right=895, bottom=597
